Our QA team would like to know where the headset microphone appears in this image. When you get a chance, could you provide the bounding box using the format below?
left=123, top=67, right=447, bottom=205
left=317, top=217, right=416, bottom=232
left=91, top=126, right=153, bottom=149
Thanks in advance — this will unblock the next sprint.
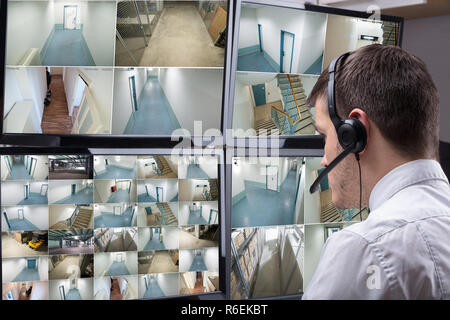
left=309, top=51, right=367, bottom=195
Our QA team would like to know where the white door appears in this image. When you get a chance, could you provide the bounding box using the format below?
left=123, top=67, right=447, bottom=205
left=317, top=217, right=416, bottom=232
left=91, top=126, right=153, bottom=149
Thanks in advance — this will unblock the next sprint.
left=282, top=32, right=294, bottom=73
left=267, top=166, right=278, bottom=191
left=64, top=6, right=78, bottom=30
left=72, top=89, right=104, bottom=134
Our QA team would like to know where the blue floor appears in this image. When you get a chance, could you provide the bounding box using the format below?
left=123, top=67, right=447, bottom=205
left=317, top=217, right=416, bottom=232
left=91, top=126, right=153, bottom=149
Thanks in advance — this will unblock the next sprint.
left=94, top=207, right=134, bottom=228
left=232, top=170, right=298, bottom=227
left=7, top=218, right=38, bottom=231
left=237, top=52, right=277, bottom=72
left=186, top=164, right=209, bottom=179
left=13, top=267, right=40, bottom=282
left=107, top=190, right=132, bottom=203
left=42, top=29, right=94, bottom=66
left=95, top=165, right=136, bottom=179
left=54, top=187, right=93, bottom=204
left=144, top=235, right=166, bottom=251
left=143, top=280, right=166, bottom=298
left=65, top=288, right=82, bottom=300
left=108, top=261, right=130, bottom=276
left=138, top=193, right=156, bottom=203
left=304, top=53, right=323, bottom=75
left=18, top=192, right=47, bottom=205
left=8, top=164, right=32, bottom=180
left=124, top=77, right=179, bottom=135
left=188, top=209, right=207, bottom=225
left=189, top=255, right=207, bottom=272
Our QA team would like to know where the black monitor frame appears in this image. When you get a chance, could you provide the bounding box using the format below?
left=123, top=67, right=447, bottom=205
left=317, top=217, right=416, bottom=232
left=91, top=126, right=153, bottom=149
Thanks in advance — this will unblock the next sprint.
left=0, top=146, right=227, bottom=300
left=0, top=0, right=234, bottom=149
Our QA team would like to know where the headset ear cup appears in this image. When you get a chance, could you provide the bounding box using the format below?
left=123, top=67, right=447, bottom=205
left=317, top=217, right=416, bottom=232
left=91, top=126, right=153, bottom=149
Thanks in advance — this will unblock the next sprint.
left=338, top=119, right=367, bottom=154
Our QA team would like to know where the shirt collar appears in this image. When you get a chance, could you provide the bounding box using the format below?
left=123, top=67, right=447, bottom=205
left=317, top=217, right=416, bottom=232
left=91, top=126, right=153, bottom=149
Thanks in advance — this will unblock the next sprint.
left=369, top=159, right=449, bottom=211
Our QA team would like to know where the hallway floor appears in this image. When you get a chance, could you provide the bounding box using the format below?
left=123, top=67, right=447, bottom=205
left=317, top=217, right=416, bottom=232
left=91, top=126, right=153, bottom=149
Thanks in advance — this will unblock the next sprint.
left=54, top=187, right=93, bottom=204
left=179, top=230, right=216, bottom=249
left=18, top=192, right=48, bottom=205
left=251, top=240, right=281, bottom=298
left=124, top=77, right=178, bottom=135
left=41, top=75, right=73, bottom=134
left=95, top=165, right=136, bottom=179
left=49, top=245, right=93, bottom=255
left=188, top=211, right=207, bottom=225
left=42, top=29, right=94, bottom=66
left=143, top=251, right=178, bottom=274
left=49, top=256, right=80, bottom=280
left=232, top=170, right=297, bottom=227
left=105, top=234, right=137, bottom=252
left=144, top=237, right=166, bottom=251
left=138, top=192, right=157, bottom=203
left=4, top=218, right=39, bottom=231
left=94, top=207, right=134, bottom=228
left=108, top=261, right=130, bottom=276
left=189, top=255, right=207, bottom=272
left=143, top=279, right=165, bottom=298
left=65, top=288, right=83, bottom=300
left=7, top=163, right=32, bottom=180
left=13, top=267, right=40, bottom=282
left=237, top=52, right=277, bottom=73
left=1, top=235, right=47, bottom=258
left=107, top=189, right=132, bottom=203
left=186, top=164, right=210, bottom=179
left=138, top=3, right=224, bottom=67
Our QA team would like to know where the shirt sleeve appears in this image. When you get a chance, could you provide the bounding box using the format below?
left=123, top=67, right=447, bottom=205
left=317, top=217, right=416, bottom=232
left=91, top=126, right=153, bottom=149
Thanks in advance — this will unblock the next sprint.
left=302, top=229, right=392, bottom=300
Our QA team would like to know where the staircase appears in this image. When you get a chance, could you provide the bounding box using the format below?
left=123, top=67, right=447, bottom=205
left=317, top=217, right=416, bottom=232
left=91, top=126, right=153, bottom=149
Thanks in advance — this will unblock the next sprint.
left=71, top=207, right=93, bottom=228
left=275, top=74, right=315, bottom=135
left=320, top=202, right=342, bottom=223
left=382, top=22, right=397, bottom=46
left=255, top=119, right=279, bottom=136
left=156, top=202, right=178, bottom=226
left=154, top=156, right=176, bottom=177
left=208, top=179, right=219, bottom=200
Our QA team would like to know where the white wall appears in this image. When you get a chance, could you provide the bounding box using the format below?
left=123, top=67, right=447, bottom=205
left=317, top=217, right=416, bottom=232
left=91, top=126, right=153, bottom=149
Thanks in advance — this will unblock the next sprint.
left=112, top=68, right=147, bottom=134
left=231, top=159, right=245, bottom=198
left=1, top=182, right=27, bottom=205
left=178, top=201, right=218, bottom=226
left=402, top=14, right=450, bottom=142
left=158, top=68, right=223, bottom=133
left=138, top=179, right=178, bottom=202
left=300, top=74, right=320, bottom=98
left=304, top=224, right=325, bottom=288
left=178, top=179, right=209, bottom=201
left=138, top=227, right=151, bottom=251
left=49, top=278, right=93, bottom=300
left=32, top=156, right=49, bottom=180
left=1, top=205, right=48, bottom=231
left=83, top=1, right=116, bottom=66
left=2, top=258, right=26, bottom=282
left=94, top=277, right=111, bottom=300
left=295, top=164, right=305, bottom=225
left=204, top=247, right=219, bottom=271
left=304, top=158, right=322, bottom=224
left=94, top=253, right=112, bottom=277
left=239, top=7, right=259, bottom=49
left=6, top=1, right=55, bottom=64
left=48, top=180, right=90, bottom=204
left=162, top=227, right=179, bottom=250
left=94, top=180, right=115, bottom=203
left=157, top=273, right=179, bottom=296
left=179, top=250, right=194, bottom=272
left=48, top=204, right=76, bottom=227
left=38, top=256, right=48, bottom=281
left=232, top=79, right=255, bottom=135
left=63, top=67, right=113, bottom=133
left=124, top=251, right=138, bottom=275
left=95, top=156, right=136, bottom=171
left=265, top=78, right=280, bottom=103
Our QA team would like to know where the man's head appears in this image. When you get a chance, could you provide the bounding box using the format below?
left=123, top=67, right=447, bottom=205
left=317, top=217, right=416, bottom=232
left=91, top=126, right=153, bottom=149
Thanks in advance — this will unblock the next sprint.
left=308, top=44, right=439, bottom=208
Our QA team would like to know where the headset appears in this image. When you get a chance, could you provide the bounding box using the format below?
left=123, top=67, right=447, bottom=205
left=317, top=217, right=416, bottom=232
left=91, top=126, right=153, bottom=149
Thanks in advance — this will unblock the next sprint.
left=309, top=51, right=367, bottom=198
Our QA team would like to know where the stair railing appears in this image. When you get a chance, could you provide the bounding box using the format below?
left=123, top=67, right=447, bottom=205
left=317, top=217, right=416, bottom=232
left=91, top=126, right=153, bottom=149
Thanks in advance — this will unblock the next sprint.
left=156, top=203, right=169, bottom=225
left=286, top=74, right=302, bottom=121
left=66, top=206, right=80, bottom=227
left=271, top=105, right=299, bottom=135
left=154, top=157, right=163, bottom=175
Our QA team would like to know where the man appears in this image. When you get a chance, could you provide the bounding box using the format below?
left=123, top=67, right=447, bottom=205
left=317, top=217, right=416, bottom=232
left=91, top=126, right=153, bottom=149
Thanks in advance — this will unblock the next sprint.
left=302, top=44, right=450, bottom=299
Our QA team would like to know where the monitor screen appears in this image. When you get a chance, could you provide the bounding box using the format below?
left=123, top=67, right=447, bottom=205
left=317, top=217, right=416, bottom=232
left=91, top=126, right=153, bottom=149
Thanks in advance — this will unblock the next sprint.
left=1, top=153, right=221, bottom=300
left=2, top=1, right=229, bottom=137
left=231, top=1, right=400, bottom=137
left=230, top=156, right=368, bottom=299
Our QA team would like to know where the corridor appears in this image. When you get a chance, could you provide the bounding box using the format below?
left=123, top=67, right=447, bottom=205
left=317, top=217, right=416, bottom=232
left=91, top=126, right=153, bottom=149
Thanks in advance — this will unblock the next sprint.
left=53, top=185, right=94, bottom=204
left=124, top=77, right=179, bottom=135
left=251, top=240, right=281, bottom=298
left=238, top=52, right=277, bottom=72
left=186, top=164, right=210, bottom=179
left=94, top=207, right=135, bottom=228
left=142, top=277, right=166, bottom=299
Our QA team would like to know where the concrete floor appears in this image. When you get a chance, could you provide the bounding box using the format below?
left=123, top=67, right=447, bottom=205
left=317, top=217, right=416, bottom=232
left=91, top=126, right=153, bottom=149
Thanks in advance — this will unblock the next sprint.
left=139, top=3, right=224, bottom=67
left=49, top=245, right=93, bottom=255
left=1, top=235, right=47, bottom=258
left=179, top=230, right=217, bottom=249
left=251, top=240, right=281, bottom=298
left=49, top=256, right=80, bottom=280
left=49, top=172, right=90, bottom=179
left=141, top=251, right=178, bottom=274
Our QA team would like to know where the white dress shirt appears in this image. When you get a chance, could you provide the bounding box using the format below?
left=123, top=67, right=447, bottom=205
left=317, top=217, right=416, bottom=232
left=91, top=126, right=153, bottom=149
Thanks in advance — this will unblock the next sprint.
left=303, top=160, right=450, bottom=299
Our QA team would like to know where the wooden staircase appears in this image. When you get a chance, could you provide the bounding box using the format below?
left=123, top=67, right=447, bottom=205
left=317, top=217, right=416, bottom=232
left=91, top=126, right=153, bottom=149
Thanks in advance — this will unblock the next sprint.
left=382, top=22, right=397, bottom=46
left=255, top=119, right=279, bottom=136
left=156, top=156, right=176, bottom=177
left=208, top=179, right=219, bottom=200
left=71, top=207, right=93, bottom=228
left=320, top=202, right=342, bottom=223
left=157, top=202, right=178, bottom=226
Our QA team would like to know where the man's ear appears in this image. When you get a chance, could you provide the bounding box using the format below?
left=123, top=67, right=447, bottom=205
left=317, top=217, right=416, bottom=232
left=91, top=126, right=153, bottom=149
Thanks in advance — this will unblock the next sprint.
left=349, top=108, right=370, bottom=155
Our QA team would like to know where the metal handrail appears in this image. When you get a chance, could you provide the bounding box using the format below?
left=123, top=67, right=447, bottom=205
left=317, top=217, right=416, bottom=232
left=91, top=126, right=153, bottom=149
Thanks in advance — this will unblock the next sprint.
left=286, top=74, right=302, bottom=121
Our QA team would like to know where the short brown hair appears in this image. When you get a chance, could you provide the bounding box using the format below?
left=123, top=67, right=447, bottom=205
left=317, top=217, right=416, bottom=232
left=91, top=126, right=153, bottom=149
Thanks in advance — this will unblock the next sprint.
left=307, top=44, right=439, bottom=159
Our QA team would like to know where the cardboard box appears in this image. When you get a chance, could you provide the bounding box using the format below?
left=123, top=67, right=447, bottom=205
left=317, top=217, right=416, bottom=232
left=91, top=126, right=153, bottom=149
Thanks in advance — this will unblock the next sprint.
left=233, top=232, right=245, bottom=250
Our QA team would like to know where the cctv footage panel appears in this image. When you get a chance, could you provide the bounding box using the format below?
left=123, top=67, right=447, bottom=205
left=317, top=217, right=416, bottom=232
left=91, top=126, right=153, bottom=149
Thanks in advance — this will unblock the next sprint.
left=232, top=1, right=400, bottom=137
left=1, top=154, right=220, bottom=300
left=3, top=1, right=228, bottom=136
left=230, top=156, right=368, bottom=299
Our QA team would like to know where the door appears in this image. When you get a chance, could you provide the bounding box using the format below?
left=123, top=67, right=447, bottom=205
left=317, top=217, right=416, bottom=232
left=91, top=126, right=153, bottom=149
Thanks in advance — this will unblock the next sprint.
left=63, top=5, right=78, bottom=30
left=128, top=76, right=138, bottom=112
left=208, top=209, right=218, bottom=224
left=59, top=285, right=66, bottom=300
left=3, top=210, right=11, bottom=230
left=113, top=206, right=121, bottom=216
left=156, top=187, right=163, bottom=202
left=252, top=84, right=266, bottom=106
left=40, top=184, right=48, bottom=196
left=258, top=24, right=263, bottom=52
left=105, top=159, right=109, bottom=166
left=27, top=157, right=37, bottom=177
left=24, top=185, right=29, bottom=199
left=27, top=259, right=36, bottom=269
left=71, top=184, right=77, bottom=195
left=266, top=166, right=278, bottom=191
left=280, top=31, right=295, bottom=73
left=116, top=253, right=124, bottom=262
left=72, top=89, right=104, bottom=134
left=18, top=208, right=24, bottom=220
left=5, top=156, right=12, bottom=174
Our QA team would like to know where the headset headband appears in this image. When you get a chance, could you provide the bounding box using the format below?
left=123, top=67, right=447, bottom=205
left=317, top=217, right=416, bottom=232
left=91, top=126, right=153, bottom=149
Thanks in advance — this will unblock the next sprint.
left=328, top=51, right=351, bottom=130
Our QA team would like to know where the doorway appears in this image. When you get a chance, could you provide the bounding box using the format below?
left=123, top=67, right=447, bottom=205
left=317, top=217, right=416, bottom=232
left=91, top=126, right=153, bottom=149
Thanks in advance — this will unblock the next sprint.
left=128, top=76, right=138, bottom=112
left=266, top=166, right=278, bottom=191
left=72, top=75, right=87, bottom=118
left=113, top=206, right=122, bottom=216
left=40, top=184, right=48, bottom=196
left=24, top=185, right=29, bottom=199
left=18, top=208, right=24, bottom=220
left=63, top=5, right=78, bottom=30
left=27, top=258, right=37, bottom=269
left=71, top=184, right=77, bottom=195
left=280, top=30, right=295, bottom=73
left=252, top=84, right=266, bottom=106
left=156, top=187, right=164, bottom=202
left=258, top=24, right=263, bottom=52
